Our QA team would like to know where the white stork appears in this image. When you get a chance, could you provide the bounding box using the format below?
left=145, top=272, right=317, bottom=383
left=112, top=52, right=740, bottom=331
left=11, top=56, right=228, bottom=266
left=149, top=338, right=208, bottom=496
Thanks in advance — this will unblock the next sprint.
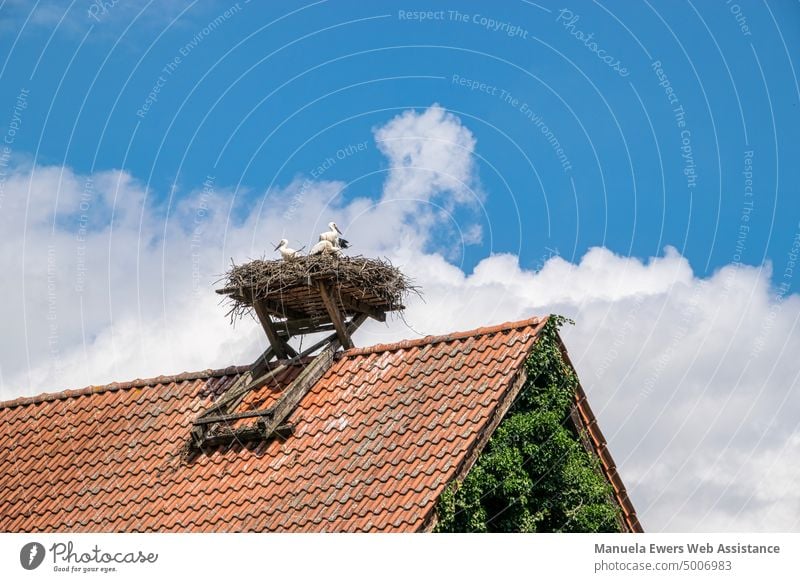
left=319, top=221, right=350, bottom=249
left=274, top=239, right=303, bottom=261
left=309, top=239, right=342, bottom=256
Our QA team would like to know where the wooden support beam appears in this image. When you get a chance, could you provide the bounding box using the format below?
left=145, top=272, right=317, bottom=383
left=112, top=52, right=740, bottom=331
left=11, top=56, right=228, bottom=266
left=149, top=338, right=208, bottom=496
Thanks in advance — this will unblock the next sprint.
left=282, top=342, right=299, bottom=358
left=191, top=311, right=368, bottom=452
left=259, top=313, right=368, bottom=438
left=253, top=299, right=288, bottom=359
left=251, top=346, right=275, bottom=378
left=275, top=316, right=335, bottom=336
left=250, top=300, right=300, bottom=358
left=229, top=286, right=307, bottom=320
left=281, top=329, right=339, bottom=365
left=347, top=312, right=369, bottom=335
left=191, top=346, right=285, bottom=446
left=337, top=293, right=386, bottom=322
left=283, top=313, right=369, bottom=365
left=258, top=298, right=306, bottom=320
left=259, top=343, right=338, bottom=438
left=275, top=316, right=327, bottom=329
left=201, top=344, right=278, bottom=426
left=193, top=407, right=275, bottom=426
left=200, top=423, right=294, bottom=448
left=317, top=282, right=352, bottom=349
left=199, top=363, right=288, bottom=418
left=277, top=323, right=337, bottom=338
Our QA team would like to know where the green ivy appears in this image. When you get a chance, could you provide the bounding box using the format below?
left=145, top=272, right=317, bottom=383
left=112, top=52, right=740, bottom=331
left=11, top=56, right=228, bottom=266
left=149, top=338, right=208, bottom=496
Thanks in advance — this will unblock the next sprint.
left=434, top=316, right=623, bottom=532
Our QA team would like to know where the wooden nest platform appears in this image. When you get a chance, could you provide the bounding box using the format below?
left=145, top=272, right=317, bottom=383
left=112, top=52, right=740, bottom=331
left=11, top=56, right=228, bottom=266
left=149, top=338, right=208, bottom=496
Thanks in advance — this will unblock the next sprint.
left=191, top=255, right=416, bottom=453
left=216, top=254, right=416, bottom=353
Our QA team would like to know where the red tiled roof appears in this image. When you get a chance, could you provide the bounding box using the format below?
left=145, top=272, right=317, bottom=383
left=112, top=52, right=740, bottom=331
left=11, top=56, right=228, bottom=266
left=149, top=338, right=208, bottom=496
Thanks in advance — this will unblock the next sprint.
left=0, top=315, right=639, bottom=532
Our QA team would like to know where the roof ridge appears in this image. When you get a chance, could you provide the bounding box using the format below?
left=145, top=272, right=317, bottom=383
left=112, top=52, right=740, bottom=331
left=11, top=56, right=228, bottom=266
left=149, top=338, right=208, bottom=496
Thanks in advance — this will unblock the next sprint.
left=0, top=365, right=251, bottom=410
left=342, top=315, right=548, bottom=358
left=0, top=315, right=549, bottom=411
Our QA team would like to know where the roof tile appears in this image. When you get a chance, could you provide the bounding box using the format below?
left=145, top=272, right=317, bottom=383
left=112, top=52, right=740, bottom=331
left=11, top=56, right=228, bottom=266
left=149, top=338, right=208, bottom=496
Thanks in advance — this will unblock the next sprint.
left=0, top=316, right=620, bottom=532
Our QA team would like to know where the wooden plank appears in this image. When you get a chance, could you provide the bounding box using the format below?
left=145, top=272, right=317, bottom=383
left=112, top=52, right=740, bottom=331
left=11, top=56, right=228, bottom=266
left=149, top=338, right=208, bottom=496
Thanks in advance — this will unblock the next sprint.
left=201, top=423, right=294, bottom=448
left=259, top=343, right=338, bottom=438
left=193, top=406, right=276, bottom=426
left=199, top=363, right=288, bottom=417
left=275, top=316, right=333, bottom=334
left=190, top=354, right=270, bottom=444
left=281, top=330, right=339, bottom=365
left=317, top=282, right=352, bottom=349
left=253, top=299, right=288, bottom=359
left=259, top=313, right=368, bottom=437
left=233, top=286, right=308, bottom=320
left=209, top=344, right=277, bottom=421
left=216, top=284, right=403, bottom=318
left=278, top=323, right=337, bottom=338
left=347, top=312, right=369, bottom=334
left=284, top=312, right=369, bottom=365
left=192, top=313, right=367, bottom=451
left=251, top=346, right=275, bottom=378
left=337, top=293, right=386, bottom=322
left=282, top=342, right=300, bottom=358
left=191, top=350, right=284, bottom=446
left=259, top=298, right=306, bottom=320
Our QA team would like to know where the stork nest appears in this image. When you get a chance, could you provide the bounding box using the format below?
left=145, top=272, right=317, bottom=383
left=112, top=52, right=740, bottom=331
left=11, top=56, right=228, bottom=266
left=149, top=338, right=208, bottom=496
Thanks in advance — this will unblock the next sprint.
left=218, top=254, right=418, bottom=321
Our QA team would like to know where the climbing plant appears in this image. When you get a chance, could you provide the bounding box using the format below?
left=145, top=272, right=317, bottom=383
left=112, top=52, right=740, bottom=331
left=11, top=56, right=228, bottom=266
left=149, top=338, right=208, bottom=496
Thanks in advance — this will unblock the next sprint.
left=435, top=316, right=623, bottom=533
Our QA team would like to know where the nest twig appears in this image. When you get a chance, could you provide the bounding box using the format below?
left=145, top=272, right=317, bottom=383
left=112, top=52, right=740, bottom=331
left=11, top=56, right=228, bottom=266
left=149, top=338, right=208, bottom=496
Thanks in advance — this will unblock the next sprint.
left=218, top=254, right=419, bottom=322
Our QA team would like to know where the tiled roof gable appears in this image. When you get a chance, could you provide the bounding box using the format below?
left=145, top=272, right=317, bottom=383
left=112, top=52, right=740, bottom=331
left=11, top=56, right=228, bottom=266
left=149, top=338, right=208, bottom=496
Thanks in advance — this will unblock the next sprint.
left=0, top=317, right=549, bottom=532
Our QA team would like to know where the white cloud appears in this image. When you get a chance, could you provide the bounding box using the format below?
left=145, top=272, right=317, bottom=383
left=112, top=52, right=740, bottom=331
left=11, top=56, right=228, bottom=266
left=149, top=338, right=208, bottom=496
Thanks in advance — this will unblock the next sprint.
left=374, top=103, right=480, bottom=207
left=365, top=249, right=800, bottom=533
left=1, top=106, right=799, bottom=533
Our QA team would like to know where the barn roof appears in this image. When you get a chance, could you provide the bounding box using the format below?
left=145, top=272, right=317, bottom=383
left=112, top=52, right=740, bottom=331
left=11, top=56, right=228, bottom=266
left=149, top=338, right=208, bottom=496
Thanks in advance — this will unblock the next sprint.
left=0, top=315, right=640, bottom=532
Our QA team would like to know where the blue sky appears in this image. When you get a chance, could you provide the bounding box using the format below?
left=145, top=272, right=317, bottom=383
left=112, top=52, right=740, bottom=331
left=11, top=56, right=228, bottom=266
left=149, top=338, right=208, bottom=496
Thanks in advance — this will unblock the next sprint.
left=2, top=0, right=797, bottom=275
left=2, top=1, right=800, bottom=533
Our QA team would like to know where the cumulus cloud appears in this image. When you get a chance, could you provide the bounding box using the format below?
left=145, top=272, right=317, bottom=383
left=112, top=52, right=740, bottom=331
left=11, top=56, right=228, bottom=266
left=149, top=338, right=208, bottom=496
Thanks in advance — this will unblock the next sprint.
left=0, top=105, right=485, bottom=394
left=1, top=105, right=798, bottom=532
left=376, top=248, right=800, bottom=532
left=374, top=103, right=480, bottom=207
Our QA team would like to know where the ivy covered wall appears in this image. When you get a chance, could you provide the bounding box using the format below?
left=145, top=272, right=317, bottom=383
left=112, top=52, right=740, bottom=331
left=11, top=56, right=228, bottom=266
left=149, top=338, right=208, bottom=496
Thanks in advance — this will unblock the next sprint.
left=434, top=317, right=623, bottom=533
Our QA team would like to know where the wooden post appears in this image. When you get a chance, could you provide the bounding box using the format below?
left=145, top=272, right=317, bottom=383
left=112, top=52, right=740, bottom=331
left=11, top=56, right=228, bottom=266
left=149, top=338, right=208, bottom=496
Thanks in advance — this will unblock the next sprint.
left=253, top=299, right=288, bottom=359
left=259, top=343, right=338, bottom=437
left=191, top=314, right=368, bottom=451
left=251, top=346, right=275, bottom=378
left=201, top=363, right=289, bottom=416
left=317, top=282, right=352, bottom=349
left=193, top=406, right=275, bottom=426
left=259, top=313, right=367, bottom=437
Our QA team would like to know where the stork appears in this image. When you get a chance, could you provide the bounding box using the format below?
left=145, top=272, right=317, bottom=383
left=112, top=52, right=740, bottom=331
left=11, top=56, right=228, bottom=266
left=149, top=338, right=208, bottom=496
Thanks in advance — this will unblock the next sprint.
left=274, top=239, right=303, bottom=261
left=309, top=239, right=342, bottom=256
left=319, top=221, right=350, bottom=249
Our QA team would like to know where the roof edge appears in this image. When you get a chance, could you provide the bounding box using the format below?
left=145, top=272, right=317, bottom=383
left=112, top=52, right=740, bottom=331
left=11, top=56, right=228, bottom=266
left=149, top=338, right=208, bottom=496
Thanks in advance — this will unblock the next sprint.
left=418, top=342, right=537, bottom=532
left=343, top=315, right=548, bottom=358
left=557, top=338, right=644, bottom=533
left=0, top=365, right=251, bottom=411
